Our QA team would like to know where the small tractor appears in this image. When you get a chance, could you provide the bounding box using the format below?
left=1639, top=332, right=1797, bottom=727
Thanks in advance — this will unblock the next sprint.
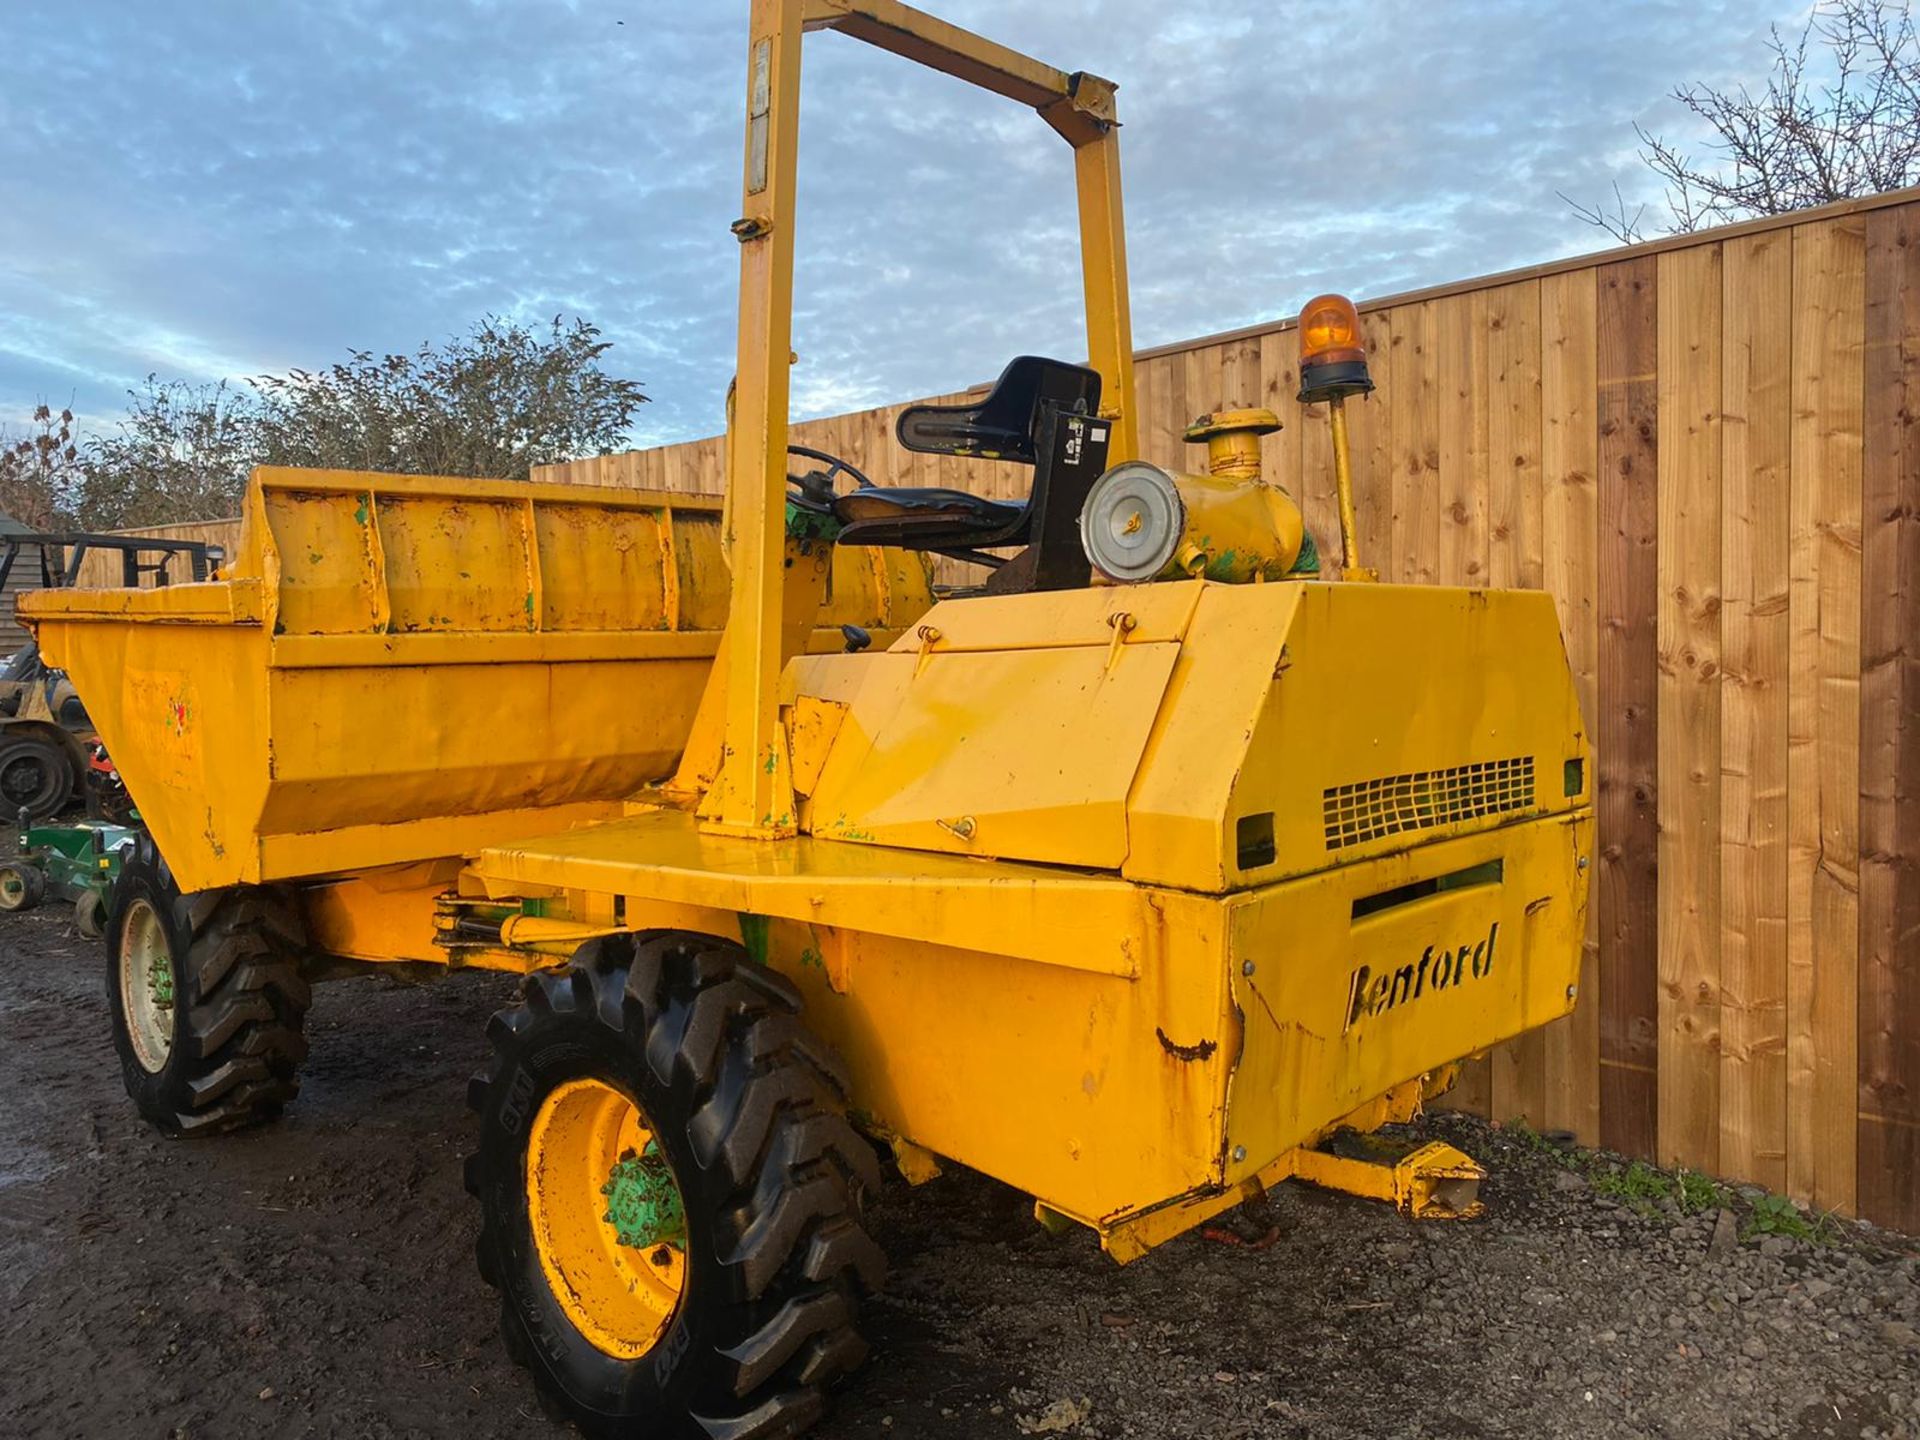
left=22, top=5, right=1593, bottom=1437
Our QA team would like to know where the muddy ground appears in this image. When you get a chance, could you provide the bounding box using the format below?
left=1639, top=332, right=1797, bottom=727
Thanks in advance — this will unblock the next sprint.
left=3, top=901, right=1918, bottom=1440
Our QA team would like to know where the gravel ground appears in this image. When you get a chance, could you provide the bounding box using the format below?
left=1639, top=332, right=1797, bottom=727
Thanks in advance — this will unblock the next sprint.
left=2, top=900, right=1917, bottom=1440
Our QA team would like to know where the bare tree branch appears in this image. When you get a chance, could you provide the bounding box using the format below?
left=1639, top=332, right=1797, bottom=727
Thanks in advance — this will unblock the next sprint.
left=0, top=404, right=83, bottom=529
left=1558, top=181, right=1650, bottom=244
left=1569, top=0, right=1920, bottom=240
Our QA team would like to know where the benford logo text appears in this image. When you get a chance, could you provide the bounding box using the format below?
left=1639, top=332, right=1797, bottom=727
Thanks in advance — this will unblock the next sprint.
left=1344, top=921, right=1500, bottom=1032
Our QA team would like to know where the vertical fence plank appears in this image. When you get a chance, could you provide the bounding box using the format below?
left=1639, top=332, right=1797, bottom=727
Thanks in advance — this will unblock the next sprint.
left=1183, top=344, right=1222, bottom=458
left=1134, top=354, right=1165, bottom=471
left=658, top=437, right=691, bottom=495
left=1788, top=217, right=1865, bottom=1214
left=1214, top=336, right=1262, bottom=411
left=1435, top=292, right=1488, bottom=590
left=639, top=443, right=668, bottom=493
left=1427, top=291, right=1493, bottom=1117
left=1489, top=279, right=1550, bottom=1124
left=1390, top=302, right=1441, bottom=586
left=1353, top=308, right=1398, bottom=576
left=1859, top=204, right=1920, bottom=1233
left=1719, top=230, right=1794, bottom=1194
left=1656, top=243, right=1726, bottom=1172
left=692, top=434, right=724, bottom=496
left=859, top=404, right=892, bottom=488
left=1489, top=281, right=1547, bottom=591
left=1541, top=268, right=1603, bottom=1145
left=1155, top=352, right=1190, bottom=471
left=1596, top=255, right=1662, bottom=1160
left=1405, top=291, right=1488, bottom=1112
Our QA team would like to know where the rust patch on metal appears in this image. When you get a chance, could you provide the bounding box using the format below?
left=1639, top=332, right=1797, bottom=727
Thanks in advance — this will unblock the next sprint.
left=1155, top=1027, right=1218, bottom=1063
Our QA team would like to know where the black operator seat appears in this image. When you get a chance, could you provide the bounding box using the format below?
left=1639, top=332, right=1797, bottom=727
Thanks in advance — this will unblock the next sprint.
left=830, top=355, right=1104, bottom=554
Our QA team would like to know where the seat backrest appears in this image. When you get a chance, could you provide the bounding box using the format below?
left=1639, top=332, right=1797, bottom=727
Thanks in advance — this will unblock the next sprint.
left=1013, top=403, right=1113, bottom=590
left=896, top=356, right=1102, bottom=464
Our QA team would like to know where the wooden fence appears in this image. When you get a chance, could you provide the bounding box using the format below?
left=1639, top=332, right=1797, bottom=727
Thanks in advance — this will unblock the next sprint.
left=538, top=188, right=1920, bottom=1233
left=70, top=519, right=244, bottom=590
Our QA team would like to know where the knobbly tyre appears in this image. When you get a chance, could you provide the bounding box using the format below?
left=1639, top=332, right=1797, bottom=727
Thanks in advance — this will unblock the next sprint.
left=22, top=3, right=1592, bottom=1436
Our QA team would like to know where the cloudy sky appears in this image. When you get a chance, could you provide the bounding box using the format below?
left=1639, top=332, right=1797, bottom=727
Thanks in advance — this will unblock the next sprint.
left=2, top=1, right=1801, bottom=449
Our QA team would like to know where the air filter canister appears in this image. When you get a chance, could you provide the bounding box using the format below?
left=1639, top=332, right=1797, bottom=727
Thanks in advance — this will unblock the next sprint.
left=1080, top=461, right=1185, bottom=583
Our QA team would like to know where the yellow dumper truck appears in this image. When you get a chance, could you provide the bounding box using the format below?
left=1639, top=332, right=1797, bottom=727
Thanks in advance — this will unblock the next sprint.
left=23, top=4, right=1593, bottom=1436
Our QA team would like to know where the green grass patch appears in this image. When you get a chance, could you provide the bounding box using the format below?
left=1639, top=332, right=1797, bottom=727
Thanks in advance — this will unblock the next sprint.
left=1676, top=1168, right=1732, bottom=1215
left=1590, top=1159, right=1675, bottom=1214
left=1482, top=1118, right=1845, bottom=1247
left=1740, top=1191, right=1841, bottom=1244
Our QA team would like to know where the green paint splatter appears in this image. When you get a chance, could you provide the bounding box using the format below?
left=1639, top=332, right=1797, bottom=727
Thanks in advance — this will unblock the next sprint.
left=799, top=947, right=824, bottom=971
left=353, top=497, right=370, bottom=526
left=737, top=913, right=771, bottom=966
left=1288, top=530, right=1321, bottom=577
left=785, top=500, right=844, bottom=542
left=1204, top=549, right=1241, bottom=581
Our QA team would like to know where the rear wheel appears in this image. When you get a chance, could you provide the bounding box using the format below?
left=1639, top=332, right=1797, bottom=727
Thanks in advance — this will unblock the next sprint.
left=467, top=931, right=885, bottom=1439
left=0, top=733, right=71, bottom=821
left=0, top=861, right=46, bottom=912
left=105, top=833, right=311, bottom=1134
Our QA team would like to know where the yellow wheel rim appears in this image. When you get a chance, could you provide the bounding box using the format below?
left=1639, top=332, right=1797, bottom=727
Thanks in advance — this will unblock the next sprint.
left=119, top=898, right=176, bottom=1074
left=526, top=1077, right=689, bottom=1360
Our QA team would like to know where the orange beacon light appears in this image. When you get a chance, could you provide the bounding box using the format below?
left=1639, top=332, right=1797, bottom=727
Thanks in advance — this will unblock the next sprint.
left=1294, top=293, right=1375, bottom=581
left=1296, top=293, right=1374, bottom=403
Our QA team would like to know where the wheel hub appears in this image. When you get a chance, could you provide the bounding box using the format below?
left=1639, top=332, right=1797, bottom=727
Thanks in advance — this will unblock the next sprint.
left=1, top=755, right=46, bottom=807
left=148, top=948, right=174, bottom=1009
left=601, top=1142, right=686, bottom=1254
left=118, top=897, right=175, bottom=1073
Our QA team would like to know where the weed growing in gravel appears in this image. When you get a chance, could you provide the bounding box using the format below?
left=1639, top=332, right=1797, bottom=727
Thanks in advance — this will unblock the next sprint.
left=1503, top=1119, right=1582, bottom=1170
left=1676, top=1169, right=1732, bottom=1215
left=1741, top=1192, right=1841, bottom=1245
left=1581, top=1160, right=1730, bottom=1217
left=1589, top=1160, right=1676, bottom=1215
left=1492, top=1116, right=1842, bottom=1246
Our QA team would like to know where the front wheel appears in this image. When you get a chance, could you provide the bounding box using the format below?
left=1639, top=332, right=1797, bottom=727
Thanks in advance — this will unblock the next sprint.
left=105, top=833, right=312, bottom=1134
left=467, top=931, right=885, bottom=1439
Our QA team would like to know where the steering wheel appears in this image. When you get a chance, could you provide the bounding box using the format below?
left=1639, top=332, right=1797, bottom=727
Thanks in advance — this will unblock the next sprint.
left=787, top=444, right=875, bottom=514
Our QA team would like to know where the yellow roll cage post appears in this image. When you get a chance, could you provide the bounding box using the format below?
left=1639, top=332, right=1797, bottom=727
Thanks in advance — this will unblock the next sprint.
left=704, top=0, right=1141, bottom=836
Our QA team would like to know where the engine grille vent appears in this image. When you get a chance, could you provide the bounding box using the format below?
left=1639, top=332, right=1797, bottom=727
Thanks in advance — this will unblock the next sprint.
left=1323, top=757, right=1536, bottom=851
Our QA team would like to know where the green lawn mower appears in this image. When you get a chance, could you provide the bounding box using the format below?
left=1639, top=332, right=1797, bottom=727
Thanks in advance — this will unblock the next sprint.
left=0, top=818, right=139, bottom=937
